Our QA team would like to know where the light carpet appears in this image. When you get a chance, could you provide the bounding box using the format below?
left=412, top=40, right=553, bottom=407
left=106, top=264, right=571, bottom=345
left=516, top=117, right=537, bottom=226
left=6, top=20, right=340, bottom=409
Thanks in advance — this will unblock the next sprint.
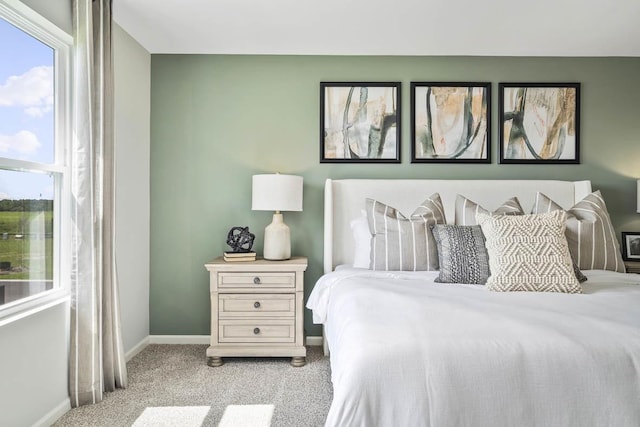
left=53, top=345, right=332, bottom=427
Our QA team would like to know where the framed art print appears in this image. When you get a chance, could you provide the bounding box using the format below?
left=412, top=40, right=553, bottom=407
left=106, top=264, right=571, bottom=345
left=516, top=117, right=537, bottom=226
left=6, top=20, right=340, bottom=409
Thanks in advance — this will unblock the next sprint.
left=499, top=83, right=580, bottom=164
left=622, top=232, right=640, bottom=261
left=320, top=82, right=401, bottom=163
left=411, top=82, right=491, bottom=163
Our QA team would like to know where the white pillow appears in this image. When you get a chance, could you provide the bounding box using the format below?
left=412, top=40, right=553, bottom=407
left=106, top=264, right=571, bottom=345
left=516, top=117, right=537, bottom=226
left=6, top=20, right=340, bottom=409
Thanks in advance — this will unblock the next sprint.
left=350, top=210, right=371, bottom=268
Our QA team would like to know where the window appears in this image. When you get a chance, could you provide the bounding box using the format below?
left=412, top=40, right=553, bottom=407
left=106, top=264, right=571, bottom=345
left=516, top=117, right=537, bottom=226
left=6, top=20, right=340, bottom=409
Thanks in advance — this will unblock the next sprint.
left=0, top=1, right=71, bottom=316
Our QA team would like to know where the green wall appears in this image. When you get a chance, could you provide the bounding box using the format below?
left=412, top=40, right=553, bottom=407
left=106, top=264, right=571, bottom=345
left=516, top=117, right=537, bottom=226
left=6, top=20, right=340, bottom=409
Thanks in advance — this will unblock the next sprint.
left=150, top=55, right=640, bottom=336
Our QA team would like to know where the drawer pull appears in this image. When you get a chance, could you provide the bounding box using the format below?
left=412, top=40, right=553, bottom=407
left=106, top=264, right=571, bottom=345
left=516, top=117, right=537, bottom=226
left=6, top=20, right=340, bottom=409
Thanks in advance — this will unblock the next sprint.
left=254, top=301, right=261, bottom=309
left=253, top=277, right=261, bottom=285
left=253, top=327, right=260, bottom=335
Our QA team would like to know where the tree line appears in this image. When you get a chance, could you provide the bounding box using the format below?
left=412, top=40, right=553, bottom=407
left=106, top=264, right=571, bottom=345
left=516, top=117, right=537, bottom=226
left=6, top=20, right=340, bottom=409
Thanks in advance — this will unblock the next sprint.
left=0, top=199, right=53, bottom=212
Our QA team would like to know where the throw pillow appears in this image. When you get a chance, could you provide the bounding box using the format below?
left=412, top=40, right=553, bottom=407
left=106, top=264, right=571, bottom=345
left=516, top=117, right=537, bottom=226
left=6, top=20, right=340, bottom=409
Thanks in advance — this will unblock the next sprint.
left=573, top=263, right=588, bottom=283
left=477, top=211, right=582, bottom=293
left=532, top=191, right=625, bottom=272
left=366, top=193, right=446, bottom=271
left=350, top=211, right=371, bottom=269
left=431, top=224, right=490, bottom=285
left=455, top=195, right=524, bottom=225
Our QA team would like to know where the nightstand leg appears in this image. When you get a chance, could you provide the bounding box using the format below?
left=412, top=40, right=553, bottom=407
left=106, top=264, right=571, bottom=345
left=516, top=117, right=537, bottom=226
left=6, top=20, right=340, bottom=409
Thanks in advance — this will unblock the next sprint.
left=290, top=356, right=306, bottom=367
left=207, top=356, right=224, bottom=367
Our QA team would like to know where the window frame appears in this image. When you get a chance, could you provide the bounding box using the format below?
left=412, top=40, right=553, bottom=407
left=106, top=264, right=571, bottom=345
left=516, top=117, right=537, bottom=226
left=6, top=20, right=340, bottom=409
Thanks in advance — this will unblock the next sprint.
left=0, top=0, right=72, bottom=324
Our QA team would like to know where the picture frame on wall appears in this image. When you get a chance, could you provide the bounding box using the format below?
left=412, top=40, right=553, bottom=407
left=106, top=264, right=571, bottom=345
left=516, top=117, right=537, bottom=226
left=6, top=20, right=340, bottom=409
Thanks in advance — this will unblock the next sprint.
left=320, top=82, right=401, bottom=163
left=411, top=82, right=491, bottom=163
left=499, top=82, right=580, bottom=164
left=621, top=232, right=640, bottom=261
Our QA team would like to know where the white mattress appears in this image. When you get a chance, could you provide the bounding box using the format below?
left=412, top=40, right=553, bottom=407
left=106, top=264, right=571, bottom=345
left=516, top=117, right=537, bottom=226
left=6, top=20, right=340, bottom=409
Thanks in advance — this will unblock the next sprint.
left=307, top=268, right=640, bottom=427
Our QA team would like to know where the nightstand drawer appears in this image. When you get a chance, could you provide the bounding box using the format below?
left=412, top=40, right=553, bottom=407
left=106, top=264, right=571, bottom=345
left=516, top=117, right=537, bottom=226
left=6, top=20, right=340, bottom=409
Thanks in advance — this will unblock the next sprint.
left=218, top=319, right=295, bottom=343
left=219, top=294, right=295, bottom=317
left=218, top=272, right=295, bottom=289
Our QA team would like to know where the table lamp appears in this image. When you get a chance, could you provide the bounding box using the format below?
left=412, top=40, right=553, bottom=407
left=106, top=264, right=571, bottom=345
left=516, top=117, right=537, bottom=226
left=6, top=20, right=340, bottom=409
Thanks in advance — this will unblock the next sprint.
left=252, top=174, right=303, bottom=260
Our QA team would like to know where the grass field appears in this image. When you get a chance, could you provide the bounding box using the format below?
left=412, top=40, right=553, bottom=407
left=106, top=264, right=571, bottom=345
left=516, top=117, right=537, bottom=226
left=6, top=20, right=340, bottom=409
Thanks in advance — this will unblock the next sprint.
left=0, top=211, right=53, bottom=280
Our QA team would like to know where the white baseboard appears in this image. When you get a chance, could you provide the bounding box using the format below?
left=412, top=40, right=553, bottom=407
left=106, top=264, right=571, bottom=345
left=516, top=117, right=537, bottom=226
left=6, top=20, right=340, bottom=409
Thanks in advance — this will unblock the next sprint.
left=306, top=336, right=323, bottom=346
left=149, top=335, right=210, bottom=344
left=32, top=398, right=70, bottom=427
left=125, top=336, right=150, bottom=361
left=127, top=335, right=323, bottom=353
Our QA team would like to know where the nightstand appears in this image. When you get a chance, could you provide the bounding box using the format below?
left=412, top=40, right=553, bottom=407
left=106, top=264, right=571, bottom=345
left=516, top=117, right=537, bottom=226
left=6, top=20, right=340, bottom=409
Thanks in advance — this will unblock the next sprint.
left=624, top=261, right=640, bottom=274
left=204, top=256, right=308, bottom=367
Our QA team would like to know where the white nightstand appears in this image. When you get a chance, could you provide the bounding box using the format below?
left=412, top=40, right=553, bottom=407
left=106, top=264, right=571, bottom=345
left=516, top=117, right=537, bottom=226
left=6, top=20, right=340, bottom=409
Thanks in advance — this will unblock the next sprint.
left=204, top=256, right=308, bottom=367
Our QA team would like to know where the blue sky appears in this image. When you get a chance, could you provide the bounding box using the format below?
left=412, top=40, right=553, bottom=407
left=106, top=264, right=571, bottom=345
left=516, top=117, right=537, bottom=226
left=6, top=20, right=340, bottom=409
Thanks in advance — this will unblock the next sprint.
left=0, top=17, right=54, bottom=200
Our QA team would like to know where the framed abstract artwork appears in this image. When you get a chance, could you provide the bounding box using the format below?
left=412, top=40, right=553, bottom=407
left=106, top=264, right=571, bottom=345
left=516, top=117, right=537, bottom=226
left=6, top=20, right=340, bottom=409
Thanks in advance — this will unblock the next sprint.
left=410, top=82, right=491, bottom=163
left=320, top=82, right=401, bottom=163
left=499, top=83, right=580, bottom=164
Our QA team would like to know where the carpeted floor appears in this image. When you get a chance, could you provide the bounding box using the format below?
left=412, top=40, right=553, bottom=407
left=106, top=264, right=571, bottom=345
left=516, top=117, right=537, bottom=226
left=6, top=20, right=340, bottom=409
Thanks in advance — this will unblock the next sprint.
left=53, top=345, right=332, bottom=427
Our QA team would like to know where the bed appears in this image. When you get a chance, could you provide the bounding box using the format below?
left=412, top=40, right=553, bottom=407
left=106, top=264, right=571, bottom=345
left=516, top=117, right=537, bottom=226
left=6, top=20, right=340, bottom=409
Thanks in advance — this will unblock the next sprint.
left=307, top=179, right=640, bottom=427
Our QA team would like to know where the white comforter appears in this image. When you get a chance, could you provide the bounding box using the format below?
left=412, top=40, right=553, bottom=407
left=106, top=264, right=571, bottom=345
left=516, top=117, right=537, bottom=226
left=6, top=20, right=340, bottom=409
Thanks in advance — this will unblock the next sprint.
left=307, top=268, right=640, bottom=427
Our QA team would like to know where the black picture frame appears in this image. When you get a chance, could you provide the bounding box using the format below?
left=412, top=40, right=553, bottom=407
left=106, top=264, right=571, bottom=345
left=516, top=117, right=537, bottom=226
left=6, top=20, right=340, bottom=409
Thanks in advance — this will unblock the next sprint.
left=320, top=82, right=401, bottom=163
left=621, top=232, right=640, bottom=261
left=410, top=82, right=491, bottom=163
left=499, top=82, right=580, bottom=164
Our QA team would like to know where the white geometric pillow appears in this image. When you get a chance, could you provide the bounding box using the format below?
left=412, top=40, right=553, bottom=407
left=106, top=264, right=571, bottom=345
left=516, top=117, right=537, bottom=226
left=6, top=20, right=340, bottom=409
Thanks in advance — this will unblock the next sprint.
left=455, top=195, right=524, bottom=225
left=477, top=211, right=582, bottom=293
left=532, top=191, right=625, bottom=272
left=366, top=193, right=446, bottom=271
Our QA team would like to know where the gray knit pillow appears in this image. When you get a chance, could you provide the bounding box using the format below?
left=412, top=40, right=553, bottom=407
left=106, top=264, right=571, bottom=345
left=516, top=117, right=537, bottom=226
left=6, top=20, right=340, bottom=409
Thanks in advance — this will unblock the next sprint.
left=432, top=224, right=490, bottom=285
left=455, top=195, right=524, bottom=225
left=366, top=194, right=446, bottom=271
left=532, top=191, right=625, bottom=273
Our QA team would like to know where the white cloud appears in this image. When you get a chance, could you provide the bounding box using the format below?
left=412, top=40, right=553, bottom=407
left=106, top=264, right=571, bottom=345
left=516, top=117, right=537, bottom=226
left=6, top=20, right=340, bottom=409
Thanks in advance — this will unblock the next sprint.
left=0, top=66, right=54, bottom=116
left=0, top=130, right=42, bottom=155
left=24, top=105, right=53, bottom=118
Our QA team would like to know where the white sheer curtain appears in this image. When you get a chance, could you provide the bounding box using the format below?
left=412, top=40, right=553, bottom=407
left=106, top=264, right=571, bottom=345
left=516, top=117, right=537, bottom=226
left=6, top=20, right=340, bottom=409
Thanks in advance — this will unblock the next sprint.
left=70, top=0, right=127, bottom=407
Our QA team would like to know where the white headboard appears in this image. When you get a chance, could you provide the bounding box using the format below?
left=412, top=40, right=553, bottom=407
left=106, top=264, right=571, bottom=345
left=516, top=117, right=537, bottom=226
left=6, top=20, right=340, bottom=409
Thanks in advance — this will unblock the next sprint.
left=323, top=179, right=592, bottom=274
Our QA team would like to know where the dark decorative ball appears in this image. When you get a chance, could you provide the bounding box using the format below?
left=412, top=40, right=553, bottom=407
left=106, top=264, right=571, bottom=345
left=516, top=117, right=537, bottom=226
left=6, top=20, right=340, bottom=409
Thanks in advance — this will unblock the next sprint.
left=226, top=226, right=255, bottom=253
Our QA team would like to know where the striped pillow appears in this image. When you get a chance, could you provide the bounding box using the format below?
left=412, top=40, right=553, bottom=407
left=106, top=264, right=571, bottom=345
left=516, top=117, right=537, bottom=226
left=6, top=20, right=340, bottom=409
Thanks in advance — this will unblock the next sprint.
left=478, top=211, right=582, bottom=293
left=532, top=191, right=625, bottom=272
left=366, top=194, right=446, bottom=271
left=455, top=195, right=524, bottom=225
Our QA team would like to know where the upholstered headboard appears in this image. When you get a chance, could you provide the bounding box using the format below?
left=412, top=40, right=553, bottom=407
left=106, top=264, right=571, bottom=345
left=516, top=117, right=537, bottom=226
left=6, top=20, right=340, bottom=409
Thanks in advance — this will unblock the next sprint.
left=323, top=179, right=592, bottom=274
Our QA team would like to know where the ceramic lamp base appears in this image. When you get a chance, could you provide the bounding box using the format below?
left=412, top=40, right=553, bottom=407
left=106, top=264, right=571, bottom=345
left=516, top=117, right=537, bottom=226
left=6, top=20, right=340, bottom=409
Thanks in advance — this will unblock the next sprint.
left=263, top=212, right=291, bottom=260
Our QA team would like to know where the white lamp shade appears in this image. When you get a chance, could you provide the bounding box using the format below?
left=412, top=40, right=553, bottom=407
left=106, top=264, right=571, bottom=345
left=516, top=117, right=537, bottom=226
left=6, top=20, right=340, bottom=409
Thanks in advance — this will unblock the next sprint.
left=252, top=174, right=303, bottom=212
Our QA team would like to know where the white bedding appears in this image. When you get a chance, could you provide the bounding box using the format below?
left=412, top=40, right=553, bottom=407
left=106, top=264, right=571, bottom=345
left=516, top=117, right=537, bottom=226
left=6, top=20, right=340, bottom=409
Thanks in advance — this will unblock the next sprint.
left=307, top=268, right=640, bottom=427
